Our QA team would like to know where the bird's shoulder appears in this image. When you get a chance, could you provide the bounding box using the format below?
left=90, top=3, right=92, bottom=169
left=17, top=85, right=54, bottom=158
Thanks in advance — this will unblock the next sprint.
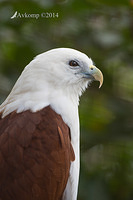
left=0, top=106, right=71, bottom=148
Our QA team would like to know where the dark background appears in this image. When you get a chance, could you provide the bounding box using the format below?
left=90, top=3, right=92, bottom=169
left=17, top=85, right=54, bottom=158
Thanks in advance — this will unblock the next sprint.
left=0, top=0, right=133, bottom=199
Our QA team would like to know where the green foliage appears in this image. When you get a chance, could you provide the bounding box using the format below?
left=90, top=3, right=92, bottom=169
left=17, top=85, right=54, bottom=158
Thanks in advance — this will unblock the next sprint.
left=0, top=0, right=133, bottom=199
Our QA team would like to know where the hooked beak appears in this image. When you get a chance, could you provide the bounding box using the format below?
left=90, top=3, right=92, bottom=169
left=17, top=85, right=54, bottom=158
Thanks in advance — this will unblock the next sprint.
left=82, top=65, right=103, bottom=88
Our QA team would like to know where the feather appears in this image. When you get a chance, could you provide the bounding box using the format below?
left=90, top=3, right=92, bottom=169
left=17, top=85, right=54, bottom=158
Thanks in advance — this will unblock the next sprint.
left=0, top=106, right=75, bottom=200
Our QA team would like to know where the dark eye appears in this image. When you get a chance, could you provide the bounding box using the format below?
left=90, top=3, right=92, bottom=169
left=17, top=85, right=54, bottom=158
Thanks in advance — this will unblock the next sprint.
left=69, top=60, right=79, bottom=67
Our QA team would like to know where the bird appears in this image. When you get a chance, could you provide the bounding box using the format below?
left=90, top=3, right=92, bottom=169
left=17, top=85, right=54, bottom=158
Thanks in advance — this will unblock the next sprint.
left=0, top=48, right=103, bottom=200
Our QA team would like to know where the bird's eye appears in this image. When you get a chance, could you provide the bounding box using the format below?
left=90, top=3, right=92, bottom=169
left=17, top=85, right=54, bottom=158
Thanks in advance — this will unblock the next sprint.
left=69, top=60, right=79, bottom=67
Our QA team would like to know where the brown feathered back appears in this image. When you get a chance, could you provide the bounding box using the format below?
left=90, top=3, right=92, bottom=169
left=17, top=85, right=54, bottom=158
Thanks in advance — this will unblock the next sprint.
left=0, top=106, right=75, bottom=200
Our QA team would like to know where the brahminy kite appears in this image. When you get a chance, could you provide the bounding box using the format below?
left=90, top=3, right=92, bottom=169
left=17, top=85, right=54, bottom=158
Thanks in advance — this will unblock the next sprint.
left=0, top=48, right=103, bottom=200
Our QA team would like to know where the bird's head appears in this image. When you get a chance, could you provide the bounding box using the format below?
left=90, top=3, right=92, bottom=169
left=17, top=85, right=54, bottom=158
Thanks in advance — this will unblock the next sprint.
left=31, top=48, right=103, bottom=96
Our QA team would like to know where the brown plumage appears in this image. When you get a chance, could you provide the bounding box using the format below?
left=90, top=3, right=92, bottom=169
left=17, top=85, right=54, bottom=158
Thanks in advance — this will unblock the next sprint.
left=0, top=106, right=75, bottom=200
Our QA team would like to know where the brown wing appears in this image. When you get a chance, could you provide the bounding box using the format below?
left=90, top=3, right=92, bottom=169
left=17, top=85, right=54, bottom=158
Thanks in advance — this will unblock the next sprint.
left=0, top=106, right=75, bottom=200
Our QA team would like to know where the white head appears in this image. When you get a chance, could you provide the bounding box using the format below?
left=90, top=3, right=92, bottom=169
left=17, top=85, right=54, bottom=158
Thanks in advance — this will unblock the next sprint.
left=0, top=48, right=103, bottom=117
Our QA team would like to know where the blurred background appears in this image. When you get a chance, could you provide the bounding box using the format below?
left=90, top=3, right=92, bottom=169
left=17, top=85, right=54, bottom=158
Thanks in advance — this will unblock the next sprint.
left=0, top=0, right=133, bottom=199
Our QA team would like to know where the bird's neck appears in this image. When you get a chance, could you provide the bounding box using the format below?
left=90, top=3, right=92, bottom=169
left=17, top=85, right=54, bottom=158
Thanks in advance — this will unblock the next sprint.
left=0, top=82, right=80, bottom=119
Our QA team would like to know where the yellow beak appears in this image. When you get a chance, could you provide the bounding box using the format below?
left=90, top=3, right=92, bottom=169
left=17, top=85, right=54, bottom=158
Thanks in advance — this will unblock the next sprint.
left=90, top=65, right=103, bottom=88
